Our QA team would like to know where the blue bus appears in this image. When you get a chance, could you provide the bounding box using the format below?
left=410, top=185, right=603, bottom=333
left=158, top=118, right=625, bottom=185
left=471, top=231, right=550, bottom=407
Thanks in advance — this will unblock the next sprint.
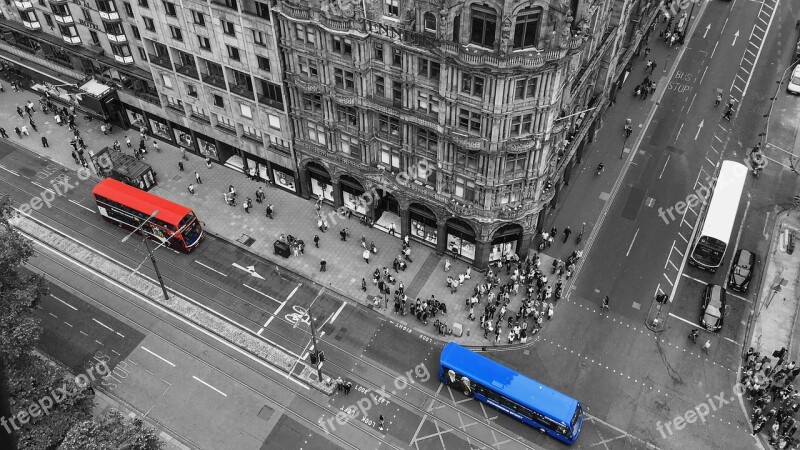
left=439, top=342, right=583, bottom=445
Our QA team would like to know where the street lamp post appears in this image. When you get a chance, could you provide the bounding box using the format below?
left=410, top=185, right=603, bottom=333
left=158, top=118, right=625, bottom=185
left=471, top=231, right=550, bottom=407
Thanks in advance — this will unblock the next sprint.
left=300, top=288, right=326, bottom=383
left=121, top=210, right=169, bottom=301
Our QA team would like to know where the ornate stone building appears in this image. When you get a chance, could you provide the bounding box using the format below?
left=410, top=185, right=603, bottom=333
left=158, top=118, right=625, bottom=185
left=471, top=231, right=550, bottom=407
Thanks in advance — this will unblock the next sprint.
left=273, top=0, right=639, bottom=268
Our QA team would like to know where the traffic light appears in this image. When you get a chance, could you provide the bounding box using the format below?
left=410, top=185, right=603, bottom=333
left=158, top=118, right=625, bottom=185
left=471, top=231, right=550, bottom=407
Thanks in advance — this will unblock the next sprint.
left=318, top=351, right=325, bottom=363
left=309, top=352, right=318, bottom=365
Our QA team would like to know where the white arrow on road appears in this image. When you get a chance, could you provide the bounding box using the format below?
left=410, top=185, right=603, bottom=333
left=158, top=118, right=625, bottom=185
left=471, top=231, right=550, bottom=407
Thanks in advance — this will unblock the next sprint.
left=695, top=120, right=704, bottom=140
left=232, top=263, right=265, bottom=279
left=703, top=24, right=710, bottom=39
left=732, top=30, right=739, bottom=46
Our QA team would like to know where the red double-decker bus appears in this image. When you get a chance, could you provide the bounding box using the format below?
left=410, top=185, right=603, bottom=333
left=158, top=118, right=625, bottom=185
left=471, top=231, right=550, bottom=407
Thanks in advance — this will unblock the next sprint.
left=92, top=179, right=203, bottom=252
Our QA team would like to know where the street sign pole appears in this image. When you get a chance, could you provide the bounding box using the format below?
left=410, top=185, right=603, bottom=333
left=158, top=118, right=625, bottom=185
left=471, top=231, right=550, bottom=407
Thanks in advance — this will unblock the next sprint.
left=309, top=288, right=325, bottom=382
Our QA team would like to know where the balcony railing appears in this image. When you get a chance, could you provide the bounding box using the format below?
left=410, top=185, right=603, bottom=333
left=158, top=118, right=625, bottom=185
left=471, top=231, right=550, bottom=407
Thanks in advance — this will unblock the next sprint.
left=48, top=0, right=67, bottom=4
left=22, top=20, right=41, bottom=30
left=228, top=83, right=254, bottom=99
left=61, top=35, right=81, bottom=44
left=53, top=13, right=73, bottom=24
left=201, top=73, right=226, bottom=89
left=149, top=54, right=172, bottom=70
left=106, top=32, right=127, bottom=43
left=175, top=63, right=198, bottom=78
left=98, top=10, right=120, bottom=21
left=14, top=0, right=34, bottom=10
left=133, top=89, right=160, bottom=105
left=257, top=94, right=283, bottom=110
left=113, top=54, right=134, bottom=64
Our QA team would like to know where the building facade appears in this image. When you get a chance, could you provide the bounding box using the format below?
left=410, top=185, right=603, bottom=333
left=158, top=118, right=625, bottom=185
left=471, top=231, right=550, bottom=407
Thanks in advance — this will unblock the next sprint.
left=0, top=0, right=649, bottom=269
left=274, top=0, right=628, bottom=268
left=0, top=0, right=297, bottom=189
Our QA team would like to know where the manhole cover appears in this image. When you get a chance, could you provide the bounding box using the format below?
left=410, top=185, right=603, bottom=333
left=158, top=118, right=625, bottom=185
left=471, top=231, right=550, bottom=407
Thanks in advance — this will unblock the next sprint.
left=257, top=405, right=273, bottom=421
left=237, top=234, right=255, bottom=247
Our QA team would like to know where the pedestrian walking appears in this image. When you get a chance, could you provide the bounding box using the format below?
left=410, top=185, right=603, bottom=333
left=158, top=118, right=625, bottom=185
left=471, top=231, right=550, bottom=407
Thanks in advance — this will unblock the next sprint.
left=41, top=136, right=48, bottom=147
left=26, top=100, right=35, bottom=114
left=178, top=161, right=184, bottom=171
left=266, top=204, right=273, bottom=219
left=125, top=136, right=132, bottom=148
left=206, top=157, right=212, bottom=168
left=29, top=118, right=37, bottom=132
left=181, top=148, right=187, bottom=160
left=320, top=260, right=327, bottom=272
left=54, top=115, right=62, bottom=126
left=71, top=150, right=80, bottom=164
left=101, top=124, right=107, bottom=135
left=363, top=249, right=371, bottom=264
left=378, top=415, right=385, bottom=431
left=340, top=228, right=348, bottom=241
left=20, top=125, right=28, bottom=137
left=188, top=183, right=195, bottom=194
left=601, top=296, right=610, bottom=310
left=195, top=172, right=202, bottom=184
left=650, top=61, right=657, bottom=74
left=0, top=128, right=7, bottom=138
left=644, top=47, right=650, bottom=58
left=244, top=197, right=252, bottom=213
left=362, top=278, right=367, bottom=291
left=344, top=381, right=351, bottom=394
left=563, top=226, right=571, bottom=242
left=152, top=141, right=159, bottom=152
left=314, top=235, right=320, bottom=248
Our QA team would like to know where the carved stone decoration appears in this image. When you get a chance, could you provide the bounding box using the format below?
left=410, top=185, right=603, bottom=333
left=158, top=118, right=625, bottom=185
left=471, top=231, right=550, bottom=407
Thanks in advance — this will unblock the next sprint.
left=475, top=186, right=486, bottom=205
left=561, top=11, right=574, bottom=49
left=403, top=0, right=416, bottom=29
left=443, top=174, right=453, bottom=194
left=450, top=134, right=484, bottom=150
left=439, top=7, right=448, bottom=32
left=500, top=16, right=513, bottom=55
left=295, top=78, right=321, bottom=93
left=524, top=179, right=536, bottom=199
left=524, top=213, right=536, bottom=230
left=353, top=1, right=365, bottom=30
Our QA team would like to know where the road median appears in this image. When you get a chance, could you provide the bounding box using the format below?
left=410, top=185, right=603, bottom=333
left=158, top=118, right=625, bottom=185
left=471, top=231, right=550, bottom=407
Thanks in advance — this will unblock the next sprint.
left=13, top=212, right=335, bottom=395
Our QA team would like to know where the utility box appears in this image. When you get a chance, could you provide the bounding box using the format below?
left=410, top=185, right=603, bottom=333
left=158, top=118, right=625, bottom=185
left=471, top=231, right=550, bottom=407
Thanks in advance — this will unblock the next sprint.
left=273, top=240, right=290, bottom=258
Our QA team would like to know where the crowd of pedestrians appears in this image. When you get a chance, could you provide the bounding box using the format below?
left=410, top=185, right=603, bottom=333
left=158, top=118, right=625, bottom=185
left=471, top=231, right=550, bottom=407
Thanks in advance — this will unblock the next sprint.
left=745, top=347, right=800, bottom=448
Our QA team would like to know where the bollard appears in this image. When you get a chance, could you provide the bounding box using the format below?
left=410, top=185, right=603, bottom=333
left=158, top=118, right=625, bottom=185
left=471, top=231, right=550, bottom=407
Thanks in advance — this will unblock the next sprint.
left=467, top=329, right=470, bottom=337
left=652, top=318, right=660, bottom=327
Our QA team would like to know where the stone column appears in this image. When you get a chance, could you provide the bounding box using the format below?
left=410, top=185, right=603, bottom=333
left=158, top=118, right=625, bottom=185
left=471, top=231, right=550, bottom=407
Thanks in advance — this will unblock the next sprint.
left=436, top=219, right=448, bottom=255
left=331, top=173, right=343, bottom=208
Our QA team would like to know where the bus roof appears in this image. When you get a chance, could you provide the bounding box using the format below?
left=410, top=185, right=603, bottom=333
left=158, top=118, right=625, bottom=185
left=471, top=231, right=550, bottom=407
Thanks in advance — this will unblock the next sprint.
left=440, top=342, right=578, bottom=423
left=700, top=161, right=747, bottom=244
left=92, top=178, right=193, bottom=226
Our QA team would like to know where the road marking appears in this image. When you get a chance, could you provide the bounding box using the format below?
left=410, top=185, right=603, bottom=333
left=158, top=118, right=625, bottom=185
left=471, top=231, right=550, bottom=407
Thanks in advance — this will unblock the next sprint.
left=257, top=327, right=265, bottom=335
left=659, top=155, right=670, bottom=179
left=92, top=318, right=114, bottom=331
left=243, top=284, right=281, bottom=304
left=95, top=340, right=103, bottom=345
left=31, top=181, right=55, bottom=193
left=27, top=237, right=309, bottom=390
left=79, top=330, right=88, bottom=336
left=0, top=165, right=19, bottom=176
left=681, top=273, right=707, bottom=285
left=687, top=93, right=697, bottom=113
left=68, top=199, right=95, bottom=213
left=724, top=337, right=742, bottom=346
left=763, top=211, right=771, bottom=238
left=116, top=331, right=125, bottom=338
left=48, top=312, right=57, bottom=318
left=329, top=302, right=347, bottom=323
left=194, top=260, right=227, bottom=276
left=286, top=283, right=301, bottom=301
left=192, top=376, right=227, bottom=397
left=141, top=346, right=176, bottom=367
left=111, top=349, right=120, bottom=356
left=625, top=229, right=639, bottom=257
left=668, top=313, right=702, bottom=329
left=663, top=273, right=674, bottom=286
left=728, top=292, right=752, bottom=303
left=699, top=66, right=708, bottom=85
left=51, top=294, right=77, bottom=310
left=63, top=321, right=73, bottom=327
left=678, top=232, right=688, bottom=243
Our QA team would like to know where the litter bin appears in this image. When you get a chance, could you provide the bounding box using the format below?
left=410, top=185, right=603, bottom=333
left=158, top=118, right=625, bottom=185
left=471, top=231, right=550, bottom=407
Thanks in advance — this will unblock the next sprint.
left=274, top=240, right=290, bottom=258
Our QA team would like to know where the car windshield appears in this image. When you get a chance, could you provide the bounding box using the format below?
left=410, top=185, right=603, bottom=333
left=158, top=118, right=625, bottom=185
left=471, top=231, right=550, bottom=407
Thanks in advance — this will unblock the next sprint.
left=705, top=305, right=722, bottom=319
left=793, top=75, right=800, bottom=85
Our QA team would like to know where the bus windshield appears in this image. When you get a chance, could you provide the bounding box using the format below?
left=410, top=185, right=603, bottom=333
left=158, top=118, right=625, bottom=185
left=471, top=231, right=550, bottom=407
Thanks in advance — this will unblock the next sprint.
left=182, top=220, right=203, bottom=246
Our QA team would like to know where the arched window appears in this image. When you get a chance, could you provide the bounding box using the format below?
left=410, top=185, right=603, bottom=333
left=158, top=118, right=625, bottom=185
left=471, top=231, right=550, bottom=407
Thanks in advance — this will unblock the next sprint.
left=423, top=12, right=437, bottom=32
left=470, top=4, right=496, bottom=47
left=513, top=8, right=542, bottom=49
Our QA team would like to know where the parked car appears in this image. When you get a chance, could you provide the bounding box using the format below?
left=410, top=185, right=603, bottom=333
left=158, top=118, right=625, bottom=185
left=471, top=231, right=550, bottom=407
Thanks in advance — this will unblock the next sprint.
left=788, top=65, right=800, bottom=95
left=728, top=249, right=755, bottom=292
left=701, top=284, right=727, bottom=332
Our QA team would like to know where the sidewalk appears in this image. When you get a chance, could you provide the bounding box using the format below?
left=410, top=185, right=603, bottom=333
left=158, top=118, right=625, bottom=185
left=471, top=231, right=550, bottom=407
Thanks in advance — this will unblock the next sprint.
left=0, top=88, right=532, bottom=347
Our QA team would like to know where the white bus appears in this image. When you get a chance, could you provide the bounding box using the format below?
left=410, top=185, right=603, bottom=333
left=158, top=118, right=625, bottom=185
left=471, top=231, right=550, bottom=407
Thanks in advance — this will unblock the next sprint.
left=689, top=160, right=748, bottom=272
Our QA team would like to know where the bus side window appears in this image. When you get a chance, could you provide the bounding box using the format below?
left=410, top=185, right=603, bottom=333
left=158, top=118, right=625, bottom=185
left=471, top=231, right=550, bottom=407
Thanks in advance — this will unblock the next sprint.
left=473, top=383, right=488, bottom=397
